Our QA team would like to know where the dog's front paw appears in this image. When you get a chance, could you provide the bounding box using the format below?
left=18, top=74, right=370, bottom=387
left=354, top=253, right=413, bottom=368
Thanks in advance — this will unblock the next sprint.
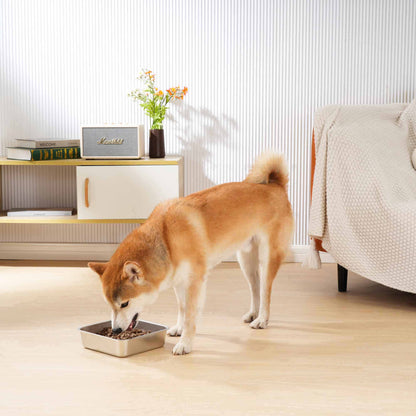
left=242, top=311, right=258, bottom=323
left=167, top=325, right=183, bottom=337
left=172, top=340, right=192, bottom=355
left=249, top=317, right=268, bottom=329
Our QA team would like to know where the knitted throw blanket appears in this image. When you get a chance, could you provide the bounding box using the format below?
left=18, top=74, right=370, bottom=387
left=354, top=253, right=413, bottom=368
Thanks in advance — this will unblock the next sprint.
left=309, top=100, right=416, bottom=293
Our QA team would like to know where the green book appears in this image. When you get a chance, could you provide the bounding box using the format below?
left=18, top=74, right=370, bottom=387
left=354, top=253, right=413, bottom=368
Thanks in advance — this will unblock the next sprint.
left=6, top=147, right=81, bottom=161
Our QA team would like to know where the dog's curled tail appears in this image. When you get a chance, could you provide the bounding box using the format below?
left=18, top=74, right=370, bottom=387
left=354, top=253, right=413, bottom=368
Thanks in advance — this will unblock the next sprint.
left=244, top=152, right=289, bottom=189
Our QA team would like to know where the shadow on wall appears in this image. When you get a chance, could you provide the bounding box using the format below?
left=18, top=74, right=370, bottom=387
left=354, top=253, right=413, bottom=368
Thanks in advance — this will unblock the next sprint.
left=168, top=104, right=238, bottom=195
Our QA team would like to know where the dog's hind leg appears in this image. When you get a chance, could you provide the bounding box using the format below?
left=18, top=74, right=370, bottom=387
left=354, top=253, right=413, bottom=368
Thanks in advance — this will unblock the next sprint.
left=237, top=240, right=260, bottom=323
left=249, top=236, right=285, bottom=330
left=172, top=268, right=207, bottom=355
left=167, top=285, right=186, bottom=337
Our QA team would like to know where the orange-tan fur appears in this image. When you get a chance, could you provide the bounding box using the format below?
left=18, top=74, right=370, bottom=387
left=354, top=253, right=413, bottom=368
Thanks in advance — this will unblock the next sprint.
left=89, top=152, right=294, bottom=355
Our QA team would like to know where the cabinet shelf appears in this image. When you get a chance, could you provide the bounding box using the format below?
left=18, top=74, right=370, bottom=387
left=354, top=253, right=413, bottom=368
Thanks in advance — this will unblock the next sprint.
left=0, top=156, right=182, bottom=166
left=0, top=212, right=146, bottom=224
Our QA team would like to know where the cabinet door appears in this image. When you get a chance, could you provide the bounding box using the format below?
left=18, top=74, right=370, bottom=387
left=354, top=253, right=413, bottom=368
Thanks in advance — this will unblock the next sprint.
left=76, top=165, right=180, bottom=219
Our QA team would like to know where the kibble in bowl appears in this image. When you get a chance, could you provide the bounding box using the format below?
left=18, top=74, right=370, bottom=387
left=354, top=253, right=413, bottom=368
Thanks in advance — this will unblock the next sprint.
left=98, top=327, right=151, bottom=340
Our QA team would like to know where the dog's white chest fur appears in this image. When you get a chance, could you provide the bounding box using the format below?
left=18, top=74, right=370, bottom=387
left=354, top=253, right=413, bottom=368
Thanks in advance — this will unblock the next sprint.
left=161, top=261, right=192, bottom=290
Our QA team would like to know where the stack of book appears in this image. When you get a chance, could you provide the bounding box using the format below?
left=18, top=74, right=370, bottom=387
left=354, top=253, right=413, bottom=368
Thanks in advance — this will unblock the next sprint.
left=6, top=138, right=81, bottom=161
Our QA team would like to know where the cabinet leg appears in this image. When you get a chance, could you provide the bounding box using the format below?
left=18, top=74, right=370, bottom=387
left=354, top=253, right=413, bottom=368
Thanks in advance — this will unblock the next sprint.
left=337, top=264, right=348, bottom=292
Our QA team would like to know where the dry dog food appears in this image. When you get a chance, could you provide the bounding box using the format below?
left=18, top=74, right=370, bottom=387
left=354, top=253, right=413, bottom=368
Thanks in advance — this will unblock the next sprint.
left=98, top=327, right=150, bottom=340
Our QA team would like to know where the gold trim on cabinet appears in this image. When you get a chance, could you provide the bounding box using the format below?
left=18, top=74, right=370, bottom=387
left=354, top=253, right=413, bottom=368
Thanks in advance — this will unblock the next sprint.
left=0, top=157, right=182, bottom=166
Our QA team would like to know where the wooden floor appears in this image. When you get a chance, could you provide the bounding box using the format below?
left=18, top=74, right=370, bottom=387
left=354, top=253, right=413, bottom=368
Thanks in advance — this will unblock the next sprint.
left=0, top=262, right=415, bottom=415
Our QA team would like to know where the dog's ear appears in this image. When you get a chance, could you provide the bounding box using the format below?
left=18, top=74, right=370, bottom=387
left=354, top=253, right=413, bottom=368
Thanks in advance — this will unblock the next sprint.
left=88, top=262, right=108, bottom=277
left=124, top=261, right=146, bottom=285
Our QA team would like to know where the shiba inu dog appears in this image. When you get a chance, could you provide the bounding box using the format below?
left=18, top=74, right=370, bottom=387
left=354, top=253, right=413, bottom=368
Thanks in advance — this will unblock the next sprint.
left=89, top=153, right=294, bottom=355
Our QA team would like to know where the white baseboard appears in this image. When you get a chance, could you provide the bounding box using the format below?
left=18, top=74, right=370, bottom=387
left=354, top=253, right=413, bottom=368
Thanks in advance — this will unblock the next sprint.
left=0, top=243, right=335, bottom=263
left=285, top=245, right=334, bottom=263
left=0, top=243, right=117, bottom=261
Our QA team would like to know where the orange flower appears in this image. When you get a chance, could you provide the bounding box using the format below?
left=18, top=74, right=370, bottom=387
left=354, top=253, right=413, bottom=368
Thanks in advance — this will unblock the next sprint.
left=167, top=89, right=174, bottom=96
left=183, top=87, right=188, bottom=95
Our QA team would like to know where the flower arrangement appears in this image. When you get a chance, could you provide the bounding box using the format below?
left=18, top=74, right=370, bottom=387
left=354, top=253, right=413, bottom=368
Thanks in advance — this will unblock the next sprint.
left=128, top=69, right=188, bottom=130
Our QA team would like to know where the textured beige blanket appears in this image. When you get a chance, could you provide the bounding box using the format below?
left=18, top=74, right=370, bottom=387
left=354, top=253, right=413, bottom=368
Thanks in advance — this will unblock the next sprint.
left=309, top=100, right=416, bottom=293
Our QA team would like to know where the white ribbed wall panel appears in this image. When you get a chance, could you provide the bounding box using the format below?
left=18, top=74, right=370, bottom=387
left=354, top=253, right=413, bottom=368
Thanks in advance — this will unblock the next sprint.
left=1, top=0, right=415, bottom=245
left=1, top=166, right=76, bottom=211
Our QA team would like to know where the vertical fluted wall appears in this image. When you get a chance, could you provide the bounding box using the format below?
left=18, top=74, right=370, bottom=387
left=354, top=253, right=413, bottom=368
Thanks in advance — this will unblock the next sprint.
left=1, top=0, right=415, bottom=244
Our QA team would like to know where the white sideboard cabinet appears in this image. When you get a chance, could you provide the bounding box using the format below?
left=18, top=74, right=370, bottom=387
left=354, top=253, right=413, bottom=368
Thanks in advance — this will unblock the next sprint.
left=0, top=157, right=183, bottom=224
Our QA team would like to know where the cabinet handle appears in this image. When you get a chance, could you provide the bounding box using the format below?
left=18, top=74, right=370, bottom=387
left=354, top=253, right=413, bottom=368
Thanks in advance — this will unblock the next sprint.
left=85, top=178, right=90, bottom=208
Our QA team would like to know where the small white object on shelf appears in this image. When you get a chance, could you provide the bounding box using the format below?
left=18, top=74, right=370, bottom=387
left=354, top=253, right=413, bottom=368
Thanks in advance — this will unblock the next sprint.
left=7, top=208, right=75, bottom=217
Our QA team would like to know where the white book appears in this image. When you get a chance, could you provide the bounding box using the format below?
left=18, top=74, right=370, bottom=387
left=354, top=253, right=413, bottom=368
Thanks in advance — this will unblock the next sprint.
left=13, top=138, right=80, bottom=149
left=7, top=208, right=75, bottom=217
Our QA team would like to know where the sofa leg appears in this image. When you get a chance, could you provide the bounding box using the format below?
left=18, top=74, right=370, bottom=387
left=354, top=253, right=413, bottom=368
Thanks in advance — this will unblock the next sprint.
left=337, top=264, right=348, bottom=292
